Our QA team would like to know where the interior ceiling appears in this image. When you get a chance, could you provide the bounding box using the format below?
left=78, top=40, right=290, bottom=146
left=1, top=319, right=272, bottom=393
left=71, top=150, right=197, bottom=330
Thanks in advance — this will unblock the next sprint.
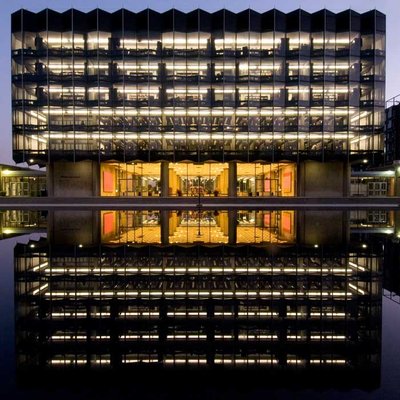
left=115, top=162, right=161, bottom=176
left=171, top=162, right=293, bottom=178
left=110, top=162, right=293, bottom=178
left=237, top=163, right=290, bottom=176
left=170, top=162, right=226, bottom=177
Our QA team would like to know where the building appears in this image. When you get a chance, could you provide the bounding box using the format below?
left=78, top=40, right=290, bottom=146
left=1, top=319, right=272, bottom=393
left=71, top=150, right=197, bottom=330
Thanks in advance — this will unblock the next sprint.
left=0, top=163, right=46, bottom=196
left=11, top=8, right=385, bottom=198
left=0, top=209, right=46, bottom=239
left=384, top=95, right=400, bottom=165
left=15, top=210, right=381, bottom=387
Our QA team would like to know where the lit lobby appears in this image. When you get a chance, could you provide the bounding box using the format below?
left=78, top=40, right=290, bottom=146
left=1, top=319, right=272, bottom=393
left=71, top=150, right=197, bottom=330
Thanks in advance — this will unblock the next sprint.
left=100, top=210, right=295, bottom=245
left=99, top=161, right=296, bottom=198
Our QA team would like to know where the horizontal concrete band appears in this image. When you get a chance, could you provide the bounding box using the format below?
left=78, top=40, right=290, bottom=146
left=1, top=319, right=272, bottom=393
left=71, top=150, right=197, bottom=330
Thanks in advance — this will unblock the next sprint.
left=0, top=197, right=399, bottom=210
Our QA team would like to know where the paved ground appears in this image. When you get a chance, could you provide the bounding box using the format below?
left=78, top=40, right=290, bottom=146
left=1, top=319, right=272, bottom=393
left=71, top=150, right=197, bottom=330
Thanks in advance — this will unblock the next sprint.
left=0, top=196, right=400, bottom=210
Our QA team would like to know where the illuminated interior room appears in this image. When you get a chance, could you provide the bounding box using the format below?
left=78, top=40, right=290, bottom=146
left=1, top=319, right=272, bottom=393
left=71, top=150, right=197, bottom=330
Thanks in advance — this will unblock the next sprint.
left=236, top=163, right=295, bottom=197
left=236, top=210, right=296, bottom=243
left=100, top=162, right=161, bottom=197
left=168, top=210, right=229, bottom=244
left=98, top=161, right=296, bottom=197
left=99, top=210, right=296, bottom=245
left=168, top=162, right=228, bottom=197
left=101, top=210, right=161, bottom=244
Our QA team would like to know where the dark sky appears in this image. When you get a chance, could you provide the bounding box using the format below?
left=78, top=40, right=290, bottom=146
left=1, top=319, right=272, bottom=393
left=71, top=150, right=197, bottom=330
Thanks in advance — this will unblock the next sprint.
left=1, top=0, right=398, bottom=165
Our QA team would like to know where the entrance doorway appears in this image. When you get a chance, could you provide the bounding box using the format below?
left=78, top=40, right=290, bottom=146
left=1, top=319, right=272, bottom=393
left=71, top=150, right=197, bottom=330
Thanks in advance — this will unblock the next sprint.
left=169, top=162, right=228, bottom=197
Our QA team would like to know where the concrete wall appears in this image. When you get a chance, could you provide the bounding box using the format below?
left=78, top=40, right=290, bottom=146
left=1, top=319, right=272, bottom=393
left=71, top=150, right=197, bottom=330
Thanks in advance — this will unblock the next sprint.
left=297, top=210, right=348, bottom=246
left=48, top=161, right=100, bottom=197
left=298, top=160, right=349, bottom=197
left=48, top=210, right=100, bottom=245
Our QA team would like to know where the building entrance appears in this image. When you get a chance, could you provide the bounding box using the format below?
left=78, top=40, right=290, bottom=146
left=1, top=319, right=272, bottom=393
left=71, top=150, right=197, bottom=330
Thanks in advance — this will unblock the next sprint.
left=169, top=162, right=228, bottom=197
left=100, top=161, right=296, bottom=197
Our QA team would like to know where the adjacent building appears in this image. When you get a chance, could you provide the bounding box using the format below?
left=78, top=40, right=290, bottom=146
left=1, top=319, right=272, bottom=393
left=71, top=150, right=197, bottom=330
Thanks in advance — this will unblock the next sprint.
left=0, top=163, right=46, bottom=196
left=11, top=8, right=385, bottom=198
left=384, top=95, right=400, bottom=165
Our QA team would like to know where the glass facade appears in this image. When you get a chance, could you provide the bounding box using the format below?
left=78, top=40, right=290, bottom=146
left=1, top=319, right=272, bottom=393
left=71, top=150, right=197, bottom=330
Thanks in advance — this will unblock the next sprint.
left=384, top=97, right=400, bottom=164
left=12, top=8, right=385, bottom=169
left=15, top=210, right=381, bottom=375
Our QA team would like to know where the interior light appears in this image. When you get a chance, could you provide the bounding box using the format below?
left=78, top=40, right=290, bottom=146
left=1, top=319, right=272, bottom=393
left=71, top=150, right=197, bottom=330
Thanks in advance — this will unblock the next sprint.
left=363, top=159, right=368, bottom=163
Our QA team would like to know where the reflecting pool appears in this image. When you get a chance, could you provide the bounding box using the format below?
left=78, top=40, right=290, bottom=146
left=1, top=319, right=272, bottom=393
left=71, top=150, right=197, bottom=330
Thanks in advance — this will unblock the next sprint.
left=1, top=208, right=400, bottom=399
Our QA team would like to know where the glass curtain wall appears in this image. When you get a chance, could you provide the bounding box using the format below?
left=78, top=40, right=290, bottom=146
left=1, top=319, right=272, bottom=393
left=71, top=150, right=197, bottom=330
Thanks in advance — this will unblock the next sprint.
left=12, top=9, right=385, bottom=164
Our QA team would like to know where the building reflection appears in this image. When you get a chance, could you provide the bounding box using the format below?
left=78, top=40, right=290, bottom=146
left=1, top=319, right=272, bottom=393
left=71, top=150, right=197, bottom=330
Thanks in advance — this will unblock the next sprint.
left=0, top=210, right=46, bottom=239
left=14, top=210, right=382, bottom=389
left=98, top=210, right=296, bottom=245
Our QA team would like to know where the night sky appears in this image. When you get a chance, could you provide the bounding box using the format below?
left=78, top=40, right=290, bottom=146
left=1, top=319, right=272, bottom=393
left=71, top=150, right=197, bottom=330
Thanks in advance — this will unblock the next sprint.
left=1, top=0, right=398, bottom=165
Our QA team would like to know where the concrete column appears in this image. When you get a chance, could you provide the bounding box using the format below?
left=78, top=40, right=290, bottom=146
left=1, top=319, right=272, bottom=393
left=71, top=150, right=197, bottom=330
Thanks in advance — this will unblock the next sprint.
left=297, top=161, right=305, bottom=197
left=255, top=211, right=263, bottom=227
left=160, top=161, right=169, bottom=197
left=228, top=210, right=237, bottom=244
left=342, top=161, right=350, bottom=197
left=47, top=161, right=54, bottom=197
left=160, top=210, right=169, bottom=245
left=48, top=210, right=100, bottom=246
left=297, top=210, right=346, bottom=246
left=48, top=160, right=100, bottom=197
left=228, top=162, right=237, bottom=197
left=297, top=160, right=348, bottom=198
left=92, top=162, right=100, bottom=196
